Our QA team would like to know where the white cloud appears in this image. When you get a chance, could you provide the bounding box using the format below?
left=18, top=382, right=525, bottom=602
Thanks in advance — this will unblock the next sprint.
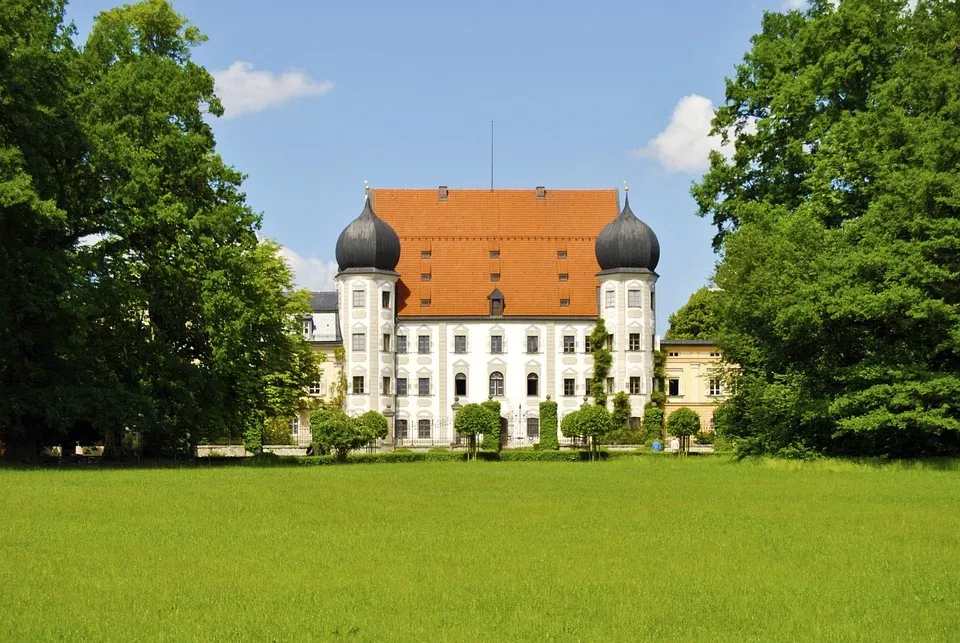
left=279, top=246, right=338, bottom=291
left=634, top=94, right=730, bottom=173
left=781, top=0, right=806, bottom=9
left=212, top=61, right=333, bottom=117
left=636, top=94, right=757, bottom=174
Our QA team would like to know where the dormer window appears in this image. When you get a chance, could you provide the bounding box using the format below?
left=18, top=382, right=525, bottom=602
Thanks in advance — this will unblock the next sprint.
left=488, top=288, right=504, bottom=317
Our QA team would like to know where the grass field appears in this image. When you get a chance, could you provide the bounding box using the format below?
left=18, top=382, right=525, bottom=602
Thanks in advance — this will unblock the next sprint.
left=1, top=457, right=958, bottom=641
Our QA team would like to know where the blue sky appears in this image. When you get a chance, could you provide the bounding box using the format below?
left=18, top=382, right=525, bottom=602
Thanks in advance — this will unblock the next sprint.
left=66, top=0, right=805, bottom=330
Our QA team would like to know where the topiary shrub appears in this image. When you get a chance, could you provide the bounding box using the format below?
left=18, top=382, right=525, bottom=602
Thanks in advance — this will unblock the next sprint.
left=667, top=407, right=701, bottom=455
left=578, top=403, right=612, bottom=460
left=642, top=404, right=664, bottom=442
left=538, top=400, right=559, bottom=450
left=480, top=400, right=502, bottom=452
left=455, top=403, right=495, bottom=459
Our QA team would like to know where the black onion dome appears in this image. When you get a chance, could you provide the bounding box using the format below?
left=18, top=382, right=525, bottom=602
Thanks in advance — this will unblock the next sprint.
left=595, top=192, right=660, bottom=272
left=335, top=194, right=401, bottom=272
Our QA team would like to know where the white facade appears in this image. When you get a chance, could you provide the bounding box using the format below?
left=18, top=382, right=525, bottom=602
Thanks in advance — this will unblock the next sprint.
left=334, top=280, right=658, bottom=446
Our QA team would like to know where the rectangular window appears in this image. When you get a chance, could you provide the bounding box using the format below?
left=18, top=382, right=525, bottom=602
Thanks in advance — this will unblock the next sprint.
left=709, top=379, right=722, bottom=396
left=396, top=377, right=408, bottom=396
left=526, top=335, right=539, bottom=353
left=628, top=289, right=642, bottom=308
left=421, top=299, right=431, bottom=307
left=302, top=319, right=313, bottom=339
left=490, top=250, right=500, bottom=259
left=397, top=336, right=407, bottom=354
left=629, top=333, right=640, bottom=351
left=607, top=335, right=615, bottom=351
left=606, top=377, right=615, bottom=393
left=490, top=299, right=503, bottom=316
left=563, top=378, right=576, bottom=396
left=563, top=335, right=575, bottom=353
left=421, top=273, right=431, bottom=281
left=382, top=333, right=391, bottom=352
left=560, top=299, right=570, bottom=307
left=629, top=377, right=642, bottom=395
left=418, top=377, right=430, bottom=396
left=491, top=335, right=503, bottom=353
left=454, top=335, right=467, bottom=353
left=308, top=380, right=323, bottom=396
left=668, top=351, right=679, bottom=357
left=418, top=419, right=431, bottom=439
left=382, top=376, right=391, bottom=394
left=352, top=333, right=365, bottom=351
left=585, top=337, right=592, bottom=353
left=396, top=419, right=408, bottom=439
left=382, top=290, right=391, bottom=308
left=668, top=378, right=680, bottom=396
left=352, top=376, right=364, bottom=395
left=710, top=352, right=721, bottom=358
left=421, top=250, right=431, bottom=258
left=490, top=273, right=500, bottom=281
left=557, top=250, right=567, bottom=259
left=526, top=417, right=540, bottom=439
left=418, top=335, right=430, bottom=354
left=605, top=290, right=615, bottom=308
left=585, top=377, right=592, bottom=395
left=352, top=290, right=365, bottom=307
left=559, top=273, right=568, bottom=281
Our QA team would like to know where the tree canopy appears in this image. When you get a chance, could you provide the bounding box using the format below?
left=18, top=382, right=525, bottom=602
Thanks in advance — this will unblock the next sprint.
left=665, top=287, right=720, bottom=341
left=0, top=0, right=318, bottom=460
left=694, top=0, right=960, bottom=457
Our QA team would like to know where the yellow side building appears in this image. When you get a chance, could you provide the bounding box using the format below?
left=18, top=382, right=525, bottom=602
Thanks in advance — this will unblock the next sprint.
left=661, top=339, right=728, bottom=433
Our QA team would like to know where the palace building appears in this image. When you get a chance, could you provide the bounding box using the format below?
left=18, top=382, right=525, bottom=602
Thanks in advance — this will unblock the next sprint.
left=298, top=185, right=662, bottom=447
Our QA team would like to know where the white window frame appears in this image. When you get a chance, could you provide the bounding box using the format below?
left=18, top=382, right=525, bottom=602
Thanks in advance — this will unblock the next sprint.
left=605, top=290, right=615, bottom=309
left=628, top=289, right=642, bottom=308
left=352, top=289, right=365, bottom=308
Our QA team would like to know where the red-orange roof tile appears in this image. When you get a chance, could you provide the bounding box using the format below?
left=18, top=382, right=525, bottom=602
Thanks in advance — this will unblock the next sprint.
left=371, top=188, right=619, bottom=318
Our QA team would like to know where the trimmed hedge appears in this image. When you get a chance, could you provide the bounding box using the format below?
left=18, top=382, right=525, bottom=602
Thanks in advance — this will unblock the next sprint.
left=480, top=400, right=502, bottom=452
left=539, top=400, right=559, bottom=450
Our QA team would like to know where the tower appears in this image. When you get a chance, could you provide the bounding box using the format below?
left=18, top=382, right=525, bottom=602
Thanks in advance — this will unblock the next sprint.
left=334, top=188, right=401, bottom=429
left=594, top=188, right=660, bottom=416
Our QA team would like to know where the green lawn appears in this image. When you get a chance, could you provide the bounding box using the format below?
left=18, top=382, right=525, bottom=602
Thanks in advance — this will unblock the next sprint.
left=1, top=458, right=958, bottom=641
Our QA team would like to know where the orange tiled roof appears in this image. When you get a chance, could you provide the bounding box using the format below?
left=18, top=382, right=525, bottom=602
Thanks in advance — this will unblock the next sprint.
left=371, top=188, right=619, bottom=318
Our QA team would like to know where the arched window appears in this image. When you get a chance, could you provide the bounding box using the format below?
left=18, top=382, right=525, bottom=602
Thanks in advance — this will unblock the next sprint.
left=489, top=371, right=504, bottom=397
left=527, top=373, right=539, bottom=396
left=289, top=415, right=300, bottom=436
left=455, top=373, right=467, bottom=397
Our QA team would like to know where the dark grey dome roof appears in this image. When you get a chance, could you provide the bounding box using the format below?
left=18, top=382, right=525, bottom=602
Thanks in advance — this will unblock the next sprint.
left=595, top=193, right=660, bottom=272
left=335, top=194, right=401, bottom=272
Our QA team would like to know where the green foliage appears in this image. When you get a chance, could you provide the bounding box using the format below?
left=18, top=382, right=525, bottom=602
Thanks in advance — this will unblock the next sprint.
left=262, top=416, right=294, bottom=446
left=560, top=411, right=581, bottom=439
left=695, top=430, right=715, bottom=445
left=589, top=318, right=612, bottom=406
left=480, top=400, right=502, bottom=452
left=691, top=0, right=960, bottom=458
left=455, top=403, right=496, bottom=457
left=650, top=390, right=666, bottom=407
left=652, top=350, right=666, bottom=401
left=0, top=0, right=317, bottom=460
left=538, top=400, right=559, bottom=450
left=665, top=287, right=720, bottom=340
left=611, top=392, right=631, bottom=431
left=331, top=346, right=347, bottom=409
left=578, top=404, right=612, bottom=439
left=668, top=407, right=701, bottom=455
left=641, top=405, right=665, bottom=441
left=667, top=408, right=701, bottom=438
left=309, top=410, right=386, bottom=462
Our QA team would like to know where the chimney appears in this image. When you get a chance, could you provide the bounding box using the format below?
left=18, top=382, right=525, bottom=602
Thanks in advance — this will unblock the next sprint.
left=536, top=186, right=546, bottom=199
left=438, top=186, right=449, bottom=201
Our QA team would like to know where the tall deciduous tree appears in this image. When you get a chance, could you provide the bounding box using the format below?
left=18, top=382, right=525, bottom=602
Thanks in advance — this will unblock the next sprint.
left=665, top=287, right=720, bottom=340
left=693, top=0, right=960, bottom=457
left=0, top=0, right=318, bottom=460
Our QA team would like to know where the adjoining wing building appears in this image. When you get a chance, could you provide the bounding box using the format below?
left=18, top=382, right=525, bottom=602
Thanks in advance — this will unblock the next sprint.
left=299, top=185, right=661, bottom=447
